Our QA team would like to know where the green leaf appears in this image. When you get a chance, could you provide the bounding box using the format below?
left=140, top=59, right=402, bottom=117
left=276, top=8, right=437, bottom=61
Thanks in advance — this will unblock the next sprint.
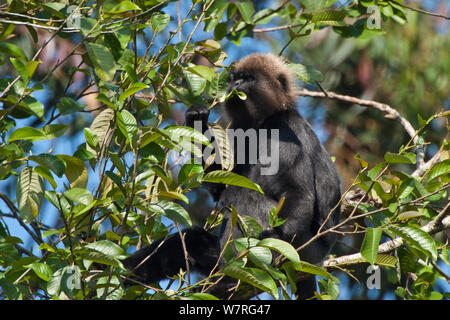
left=30, top=262, right=53, bottom=281
left=29, top=154, right=66, bottom=177
left=184, top=68, right=207, bottom=96
left=41, top=2, right=66, bottom=19
left=224, top=265, right=279, bottom=299
left=360, top=227, right=383, bottom=265
left=0, top=42, right=28, bottom=60
left=387, top=225, right=438, bottom=261
left=374, top=254, right=397, bottom=268
left=186, top=293, right=219, bottom=300
left=95, top=276, right=124, bottom=300
left=203, top=170, right=264, bottom=194
left=85, top=240, right=126, bottom=259
left=292, top=261, right=337, bottom=281
left=162, top=125, right=212, bottom=147
left=10, top=57, right=28, bottom=82
left=34, top=166, right=57, bottom=189
left=208, top=123, right=233, bottom=171
left=186, top=65, right=216, bottom=82
left=47, top=267, right=63, bottom=296
left=235, top=1, right=255, bottom=24
left=427, top=159, right=450, bottom=182
left=398, top=177, right=415, bottom=199
left=148, top=200, right=192, bottom=227
left=106, top=0, right=142, bottom=13
left=396, top=211, right=425, bottom=221
left=300, top=0, right=339, bottom=12
left=238, top=216, right=263, bottom=238
left=79, top=250, right=121, bottom=267
left=57, top=97, right=84, bottom=115
left=177, top=163, right=204, bottom=186
left=311, top=9, right=346, bottom=26
left=85, top=42, right=116, bottom=81
left=41, top=125, right=68, bottom=140
left=16, top=166, right=45, bottom=223
left=257, top=238, right=301, bottom=264
left=63, top=188, right=94, bottom=206
left=384, top=152, right=416, bottom=164
left=119, top=82, right=149, bottom=102
left=57, top=155, right=88, bottom=189
left=117, top=109, right=138, bottom=146
left=84, top=128, right=98, bottom=148
left=87, top=108, right=114, bottom=155
left=8, top=127, right=45, bottom=142
left=45, top=191, right=71, bottom=215
left=151, top=13, right=170, bottom=33
left=287, top=63, right=324, bottom=84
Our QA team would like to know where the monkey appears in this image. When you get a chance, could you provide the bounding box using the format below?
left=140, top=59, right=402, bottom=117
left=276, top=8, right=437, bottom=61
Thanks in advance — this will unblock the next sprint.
left=123, top=53, right=341, bottom=299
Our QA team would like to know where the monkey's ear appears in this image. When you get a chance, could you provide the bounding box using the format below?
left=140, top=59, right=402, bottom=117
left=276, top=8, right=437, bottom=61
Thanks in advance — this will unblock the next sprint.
left=278, top=73, right=288, bottom=90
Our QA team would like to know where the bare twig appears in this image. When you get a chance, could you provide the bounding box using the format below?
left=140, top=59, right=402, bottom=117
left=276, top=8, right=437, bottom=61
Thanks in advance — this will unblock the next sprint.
left=175, top=223, right=191, bottom=286
left=387, top=0, right=449, bottom=20
left=298, top=88, right=425, bottom=166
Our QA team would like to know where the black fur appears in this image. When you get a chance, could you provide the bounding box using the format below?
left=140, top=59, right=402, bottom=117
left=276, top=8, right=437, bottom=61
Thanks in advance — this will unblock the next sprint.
left=124, top=53, right=341, bottom=298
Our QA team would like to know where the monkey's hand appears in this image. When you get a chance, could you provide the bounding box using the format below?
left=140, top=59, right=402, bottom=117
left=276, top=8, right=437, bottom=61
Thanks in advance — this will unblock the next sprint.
left=185, top=105, right=210, bottom=129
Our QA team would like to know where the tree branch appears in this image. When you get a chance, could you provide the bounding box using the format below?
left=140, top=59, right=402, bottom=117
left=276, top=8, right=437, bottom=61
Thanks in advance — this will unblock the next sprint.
left=323, top=201, right=450, bottom=268
left=298, top=88, right=425, bottom=166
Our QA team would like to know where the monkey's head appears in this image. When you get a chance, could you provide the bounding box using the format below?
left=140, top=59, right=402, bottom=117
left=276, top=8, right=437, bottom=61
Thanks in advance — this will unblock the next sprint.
left=225, top=53, right=297, bottom=128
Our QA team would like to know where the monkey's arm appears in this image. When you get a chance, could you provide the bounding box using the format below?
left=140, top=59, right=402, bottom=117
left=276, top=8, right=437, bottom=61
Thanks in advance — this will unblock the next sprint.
left=123, top=226, right=220, bottom=284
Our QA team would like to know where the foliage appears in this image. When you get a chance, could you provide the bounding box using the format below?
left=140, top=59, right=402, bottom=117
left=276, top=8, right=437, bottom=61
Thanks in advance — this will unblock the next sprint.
left=0, top=0, right=448, bottom=300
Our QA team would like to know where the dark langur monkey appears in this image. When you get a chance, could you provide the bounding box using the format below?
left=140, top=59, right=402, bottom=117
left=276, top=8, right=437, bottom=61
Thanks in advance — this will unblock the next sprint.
left=124, top=53, right=341, bottom=299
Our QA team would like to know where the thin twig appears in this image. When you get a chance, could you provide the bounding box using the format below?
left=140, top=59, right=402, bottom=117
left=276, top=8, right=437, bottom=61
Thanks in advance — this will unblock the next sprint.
left=298, top=88, right=425, bottom=166
left=387, top=0, right=449, bottom=20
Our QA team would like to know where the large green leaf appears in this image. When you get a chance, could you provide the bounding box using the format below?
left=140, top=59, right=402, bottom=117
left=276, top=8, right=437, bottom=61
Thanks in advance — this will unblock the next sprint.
left=387, top=225, right=438, bottom=261
left=224, top=265, right=279, bottom=299
left=162, top=125, right=212, bottom=147
left=8, top=127, right=45, bottom=142
left=117, top=109, right=138, bottom=146
left=360, top=227, right=383, bottom=265
left=287, top=63, right=324, bottom=84
left=56, top=97, right=84, bottom=115
left=30, top=262, right=53, bottom=281
left=203, top=170, right=264, bottom=194
left=85, top=42, right=116, bottom=81
left=291, top=261, right=337, bottom=281
left=148, top=200, right=192, bottom=227
left=300, top=0, right=339, bottom=12
left=8, top=125, right=67, bottom=142
left=63, top=188, right=94, bottom=206
left=16, top=166, right=45, bottom=223
left=151, top=13, right=170, bottom=33
left=384, top=152, right=416, bottom=164
left=119, top=83, right=149, bottom=102
left=57, top=155, right=88, bottom=189
left=257, top=238, right=300, bottom=264
left=184, top=68, right=207, bottom=96
left=427, top=159, right=450, bottom=182
left=88, top=108, right=115, bottom=154
left=235, top=1, right=255, bottom=24
left=208, top=123, right=233, bottom=171
left=85, top=240, right=127, bottom=259
left=187, top=65, right=216, bottom=82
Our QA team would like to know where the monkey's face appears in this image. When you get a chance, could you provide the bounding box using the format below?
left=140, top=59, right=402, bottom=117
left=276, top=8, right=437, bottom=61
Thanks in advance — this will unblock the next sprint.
left=224, top=53, right=297, bottom=128
left=225, top=68, right=290, bottom=128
